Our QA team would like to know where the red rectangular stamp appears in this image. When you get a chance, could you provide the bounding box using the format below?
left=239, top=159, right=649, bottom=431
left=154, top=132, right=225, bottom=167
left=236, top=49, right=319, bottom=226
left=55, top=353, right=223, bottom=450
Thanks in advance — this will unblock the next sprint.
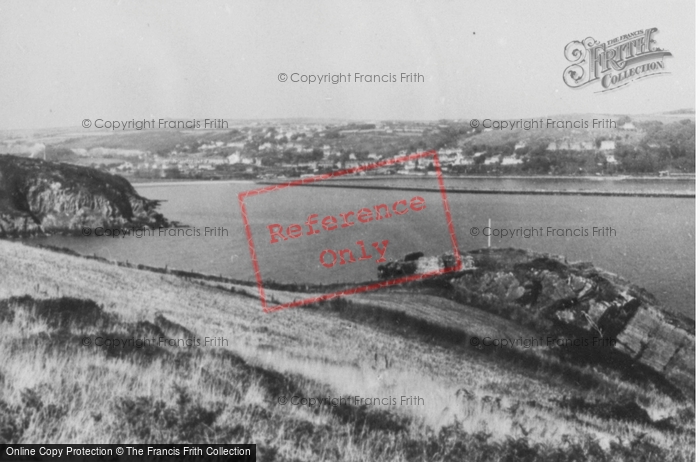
left=237, top=150, right=462, bottom=313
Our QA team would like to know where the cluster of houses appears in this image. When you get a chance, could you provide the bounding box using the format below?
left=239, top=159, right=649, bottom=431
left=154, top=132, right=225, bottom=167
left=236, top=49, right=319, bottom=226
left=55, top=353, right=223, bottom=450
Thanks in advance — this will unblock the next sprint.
left=81, top=119, right=628, bottom=177
left=98, top=134, right=624, bottom=178
left=221, top=134, right=624, bottom=175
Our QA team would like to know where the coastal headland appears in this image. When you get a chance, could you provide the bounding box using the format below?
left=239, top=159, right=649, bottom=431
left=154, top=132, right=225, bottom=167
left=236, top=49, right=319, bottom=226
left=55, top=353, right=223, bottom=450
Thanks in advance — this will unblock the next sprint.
left=0, top=240, right=694, bottom=458
left=0, top=155, right=170, bottom=238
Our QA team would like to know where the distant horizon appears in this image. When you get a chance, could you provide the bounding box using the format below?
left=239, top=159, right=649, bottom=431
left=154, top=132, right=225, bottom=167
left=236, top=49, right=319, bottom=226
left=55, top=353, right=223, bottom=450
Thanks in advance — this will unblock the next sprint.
left=0, top=107, right=695, bottom=134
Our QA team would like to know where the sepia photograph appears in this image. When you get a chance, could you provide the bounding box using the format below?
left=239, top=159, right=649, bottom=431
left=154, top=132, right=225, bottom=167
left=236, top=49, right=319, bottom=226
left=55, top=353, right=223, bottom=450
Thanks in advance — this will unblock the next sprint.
left=0, top=1, right=695, bottom=460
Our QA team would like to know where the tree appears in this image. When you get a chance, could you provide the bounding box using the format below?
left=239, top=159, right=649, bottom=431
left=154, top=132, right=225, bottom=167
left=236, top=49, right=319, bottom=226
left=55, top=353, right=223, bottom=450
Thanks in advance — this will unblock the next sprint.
left=616, top=115, right=632, bottom=126
left=310, top=148, right=324, bottom=161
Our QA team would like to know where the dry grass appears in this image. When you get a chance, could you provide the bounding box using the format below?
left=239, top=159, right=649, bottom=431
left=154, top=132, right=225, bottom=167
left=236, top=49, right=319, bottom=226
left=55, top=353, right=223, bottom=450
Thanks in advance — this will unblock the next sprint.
left=0, top=240, right=694, bottom=461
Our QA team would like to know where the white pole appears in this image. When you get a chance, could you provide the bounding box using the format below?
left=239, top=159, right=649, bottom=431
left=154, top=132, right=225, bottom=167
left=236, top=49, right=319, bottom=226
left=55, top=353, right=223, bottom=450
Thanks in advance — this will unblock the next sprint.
left=488, top=218, right=491, bottom=248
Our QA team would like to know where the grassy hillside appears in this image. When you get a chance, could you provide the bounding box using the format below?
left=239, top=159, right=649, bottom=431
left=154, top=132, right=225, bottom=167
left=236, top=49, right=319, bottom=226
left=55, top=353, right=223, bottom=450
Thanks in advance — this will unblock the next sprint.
left=462, top=112, right=696, bottom=148
left=0, top=241, right=694, bottom=461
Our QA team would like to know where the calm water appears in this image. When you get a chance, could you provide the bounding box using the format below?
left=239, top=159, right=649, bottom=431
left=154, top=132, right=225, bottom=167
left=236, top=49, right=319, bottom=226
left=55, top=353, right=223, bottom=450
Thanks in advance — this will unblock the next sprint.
left=30, top=180, right=695, bottom=318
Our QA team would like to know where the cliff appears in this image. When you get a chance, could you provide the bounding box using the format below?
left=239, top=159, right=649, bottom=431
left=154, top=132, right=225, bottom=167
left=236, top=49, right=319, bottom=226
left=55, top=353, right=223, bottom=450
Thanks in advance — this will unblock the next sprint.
left=379, top=248, right=695, bottom=396
left=0, top=155, right=169, bottom=237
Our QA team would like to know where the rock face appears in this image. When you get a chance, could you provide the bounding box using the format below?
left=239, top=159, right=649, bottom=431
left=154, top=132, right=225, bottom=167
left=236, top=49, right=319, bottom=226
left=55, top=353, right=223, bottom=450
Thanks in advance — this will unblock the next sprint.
left=0, top=155, right=169, bottom=237
left=380, top=247, right=695, bottom=395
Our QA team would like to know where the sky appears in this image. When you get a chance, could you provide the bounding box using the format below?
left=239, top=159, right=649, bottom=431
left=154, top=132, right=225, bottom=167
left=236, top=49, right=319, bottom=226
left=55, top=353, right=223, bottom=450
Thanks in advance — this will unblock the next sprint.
left=0, top=0, right=694, bottom=129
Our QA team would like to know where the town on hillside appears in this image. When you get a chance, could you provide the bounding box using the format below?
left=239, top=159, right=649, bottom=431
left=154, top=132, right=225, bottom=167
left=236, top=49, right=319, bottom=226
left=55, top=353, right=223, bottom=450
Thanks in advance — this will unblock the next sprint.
left=0, top=111, right=694, bottom=181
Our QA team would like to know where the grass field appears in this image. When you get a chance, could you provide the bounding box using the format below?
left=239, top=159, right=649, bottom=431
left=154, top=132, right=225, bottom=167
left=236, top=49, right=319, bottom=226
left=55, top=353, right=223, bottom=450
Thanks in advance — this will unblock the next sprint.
left=0, top=240, right=694, bottom=461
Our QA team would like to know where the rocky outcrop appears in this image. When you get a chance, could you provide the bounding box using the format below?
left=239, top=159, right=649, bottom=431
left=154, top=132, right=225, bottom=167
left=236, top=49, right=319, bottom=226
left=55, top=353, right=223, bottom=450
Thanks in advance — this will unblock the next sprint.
left=380, top=248, right=695, bottom=395
left=0, top=155, right=169, bottom=237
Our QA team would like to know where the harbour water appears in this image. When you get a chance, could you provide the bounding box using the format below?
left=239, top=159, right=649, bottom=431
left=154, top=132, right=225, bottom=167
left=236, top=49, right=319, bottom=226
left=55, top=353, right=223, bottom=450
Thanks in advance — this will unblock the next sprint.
left=29, top=179, right=695, bottom=318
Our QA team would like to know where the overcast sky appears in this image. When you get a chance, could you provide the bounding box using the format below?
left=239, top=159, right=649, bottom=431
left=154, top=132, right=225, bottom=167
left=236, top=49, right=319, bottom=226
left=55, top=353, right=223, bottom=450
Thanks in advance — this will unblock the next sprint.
left=0, top=0, right=694, bottom=129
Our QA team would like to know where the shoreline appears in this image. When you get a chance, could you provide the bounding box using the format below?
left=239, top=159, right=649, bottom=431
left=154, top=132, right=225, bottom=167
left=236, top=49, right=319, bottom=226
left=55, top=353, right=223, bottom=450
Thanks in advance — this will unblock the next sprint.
left=127, top=174, right=696, bottom=185
left=124, top=175, right=696, bottom=195
left=287, top=174, right=696, bottom=182
left=255, top=181, right=695, bottom=198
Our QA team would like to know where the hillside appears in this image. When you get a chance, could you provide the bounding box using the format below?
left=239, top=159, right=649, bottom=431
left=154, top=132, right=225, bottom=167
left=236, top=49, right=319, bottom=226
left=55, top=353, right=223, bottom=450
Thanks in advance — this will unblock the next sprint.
left=0, top=111, right=694, bottom=178
left=0, top=241, right=694, bottom=461
left=462, top=111, right=695, bottom=148
left=0, top=155, right=169, bottom=237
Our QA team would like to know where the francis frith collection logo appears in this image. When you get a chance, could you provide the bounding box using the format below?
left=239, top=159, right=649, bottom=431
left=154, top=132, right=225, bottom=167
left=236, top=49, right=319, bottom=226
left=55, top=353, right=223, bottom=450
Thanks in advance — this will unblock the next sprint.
left=563, top=28, right=672, bottom=92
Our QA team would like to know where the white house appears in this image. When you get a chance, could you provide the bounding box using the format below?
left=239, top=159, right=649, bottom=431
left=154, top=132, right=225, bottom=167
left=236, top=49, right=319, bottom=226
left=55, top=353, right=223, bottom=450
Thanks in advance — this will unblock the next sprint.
left=227, top=152, right=241, bottom=164
left=600, top=140, right=616, bottom=151
left=438, top=148, right=460, bottom=163
left=501, top=155, right=523, bottom=166
left=605, top=154, right=618, bottom=164
left=453, top=155, right=474, bottom=166
left=438, top=148, right=461, bottom=158
left=417, top=157, right=433, bottom=168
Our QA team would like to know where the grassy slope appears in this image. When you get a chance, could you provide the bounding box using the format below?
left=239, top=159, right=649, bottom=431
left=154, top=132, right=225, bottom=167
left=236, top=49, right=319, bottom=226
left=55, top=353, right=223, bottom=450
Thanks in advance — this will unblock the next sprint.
left=0, top=240, right=694, bottom=461
left=460, top=112, right=695, bottom=148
